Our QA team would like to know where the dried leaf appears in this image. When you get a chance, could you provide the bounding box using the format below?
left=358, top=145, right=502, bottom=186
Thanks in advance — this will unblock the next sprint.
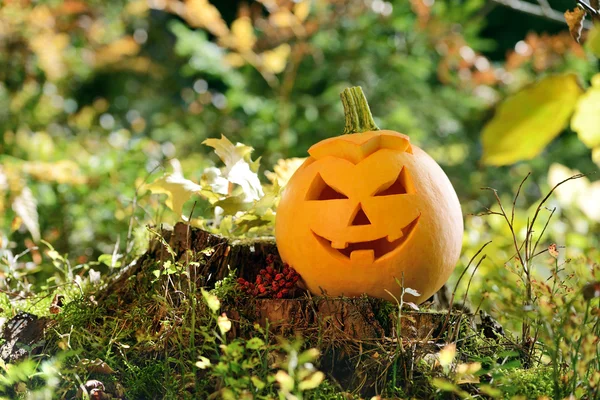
left=481, top=74, right=583, bottom=165
left=49, top=294, right=64, bottom=314
left=571, top=74, right=600, bottom=148
left=565, top=7, right=586, bottom=43
left=79, top=358, right=115, bottom=374
left=582, top=281, right=600, bottom=300
left=548, top=244, right=559, bottom=258
left=12, top=187, right=40, bottom=242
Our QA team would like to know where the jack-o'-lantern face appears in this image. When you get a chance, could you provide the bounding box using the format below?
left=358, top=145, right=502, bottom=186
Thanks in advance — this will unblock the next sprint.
left=275, top=130, right=463, bottom=304
left=304, top=134, right=420, bottom=265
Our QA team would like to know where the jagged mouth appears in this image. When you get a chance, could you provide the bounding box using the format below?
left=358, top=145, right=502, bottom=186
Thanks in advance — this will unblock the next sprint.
left=311, top=216, right=420, bottom=263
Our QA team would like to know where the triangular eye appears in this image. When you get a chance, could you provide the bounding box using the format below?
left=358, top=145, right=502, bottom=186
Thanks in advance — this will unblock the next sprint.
left=374, top=167, right=412, bottom=196
left=305, top=173, right=348, bottom=200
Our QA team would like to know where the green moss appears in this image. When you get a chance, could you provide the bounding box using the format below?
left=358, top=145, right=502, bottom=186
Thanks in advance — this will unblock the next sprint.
left=495, top=367, right=554, bottom=399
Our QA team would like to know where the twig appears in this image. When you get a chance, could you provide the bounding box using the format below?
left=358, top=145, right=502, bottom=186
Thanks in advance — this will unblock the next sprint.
left=491, top=0, right=594, bottom=27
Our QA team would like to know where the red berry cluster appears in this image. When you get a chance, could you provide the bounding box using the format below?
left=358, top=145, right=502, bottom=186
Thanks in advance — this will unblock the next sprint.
left=237, top=255, right=300, bottom=299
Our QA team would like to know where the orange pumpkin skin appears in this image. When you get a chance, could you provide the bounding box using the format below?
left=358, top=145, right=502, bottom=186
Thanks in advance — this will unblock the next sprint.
left=275, top=130, right=463, bottom=304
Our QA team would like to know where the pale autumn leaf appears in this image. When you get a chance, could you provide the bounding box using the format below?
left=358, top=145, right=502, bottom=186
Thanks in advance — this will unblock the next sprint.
left=217, top=313, right=232, bottom=334
left=146, top=173, right=202, bottom=219
left=571, top=74, right=600, bottom=148
left=262, top=44, right=291, bottom=74
left=203, top=135, right=264, bottom=202
left=195, top=356, right=211, bottom=369
left=184, top=0, right=229, bottom=37
left=12, top=187, right=40, bottom=242
left=201, top=288, right=220, bottom=313
left=298, top=371, right=324, bottom=391
left=275, top=370, right=294, bottom=392
left=265, top=157, right=306, bottom=187
left=481, top=74, right=583, bottom=166
left=564, top=7, right=586, bottom=43
left=438, top=343, right=456, bottom=368
left=230, top=16, right=256, bottom=52
left=294, top=0, right=311, bottom=22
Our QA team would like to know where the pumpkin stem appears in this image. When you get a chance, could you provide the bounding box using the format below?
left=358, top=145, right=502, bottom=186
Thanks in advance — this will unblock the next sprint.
left=341, top=86, right=380, bottom=134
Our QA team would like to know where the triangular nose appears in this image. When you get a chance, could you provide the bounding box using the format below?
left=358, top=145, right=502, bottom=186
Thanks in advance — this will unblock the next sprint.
left=351, top=204, right=371, bottom=226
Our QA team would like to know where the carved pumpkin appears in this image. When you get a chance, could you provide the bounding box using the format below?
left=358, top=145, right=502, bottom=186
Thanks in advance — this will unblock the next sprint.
left=275, top=87, right=463, bottom=303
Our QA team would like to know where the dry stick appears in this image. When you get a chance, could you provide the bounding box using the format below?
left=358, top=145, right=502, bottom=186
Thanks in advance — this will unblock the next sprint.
left=452, top=255, right=486, bottom=343
left=440, top=241, right=491, bottom=339
left=481, top=187, right=526, bottom=272
left=531, top=207, right=557, bottom=260
left=511, top=172, right=531, bottom=228
left=525, top=174, right=586, bottom=261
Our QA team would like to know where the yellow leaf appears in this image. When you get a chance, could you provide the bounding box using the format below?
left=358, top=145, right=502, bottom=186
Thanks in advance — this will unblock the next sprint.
left=481, top=74, right=583, bottom=166
left=571, top=74, right=600, bottom=148
left=230, top=16, right=256, bottom=52
left=265, top=157, right=306, bottom=186
left=438, top=343, right=456, bottom=368
left=270, top=10, right=295, bottom=28
left=262, top=43, right=291, bottom=74
left=95, top=37, right=140, bottom=66
left=224, top=52, right=246, bottom=68
left=294, top=0, right=311, bottom=22
left=145, top=172, right=202, bottom=219
left=184, top=0, right=229, bottom=37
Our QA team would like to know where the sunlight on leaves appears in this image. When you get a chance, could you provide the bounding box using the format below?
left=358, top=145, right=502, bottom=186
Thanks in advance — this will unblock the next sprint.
left=145, top=172, right=202, bottom=219
left=481, top=74, right=583, bottom=166
left=265, top=157, right=306, bottom=187
left=203, top=135, right=264, bottom=202
left=548, top=163, right=600, bottom=222
left=572, top=74, right=600, bottom=148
